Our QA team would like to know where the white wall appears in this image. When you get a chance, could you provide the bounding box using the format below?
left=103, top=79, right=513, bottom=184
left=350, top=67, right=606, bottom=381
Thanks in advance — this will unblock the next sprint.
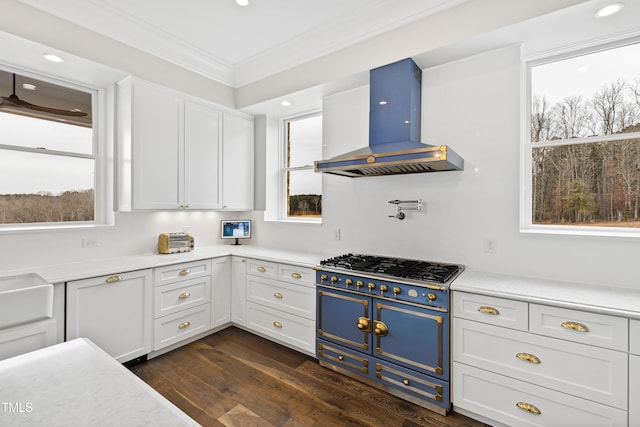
left=248, top=45, right=640, bottom=289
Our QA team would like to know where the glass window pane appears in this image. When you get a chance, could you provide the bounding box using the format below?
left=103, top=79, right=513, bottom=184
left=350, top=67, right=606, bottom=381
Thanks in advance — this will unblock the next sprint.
left=0, top=150, right=94, bottom=223
left=532, top=138, right=640, bottom=227
left=0, top=112, right=93, bottom=154
left=288, top=115, right=322, bottom=168
left=287, top=169, right=322, bottom=218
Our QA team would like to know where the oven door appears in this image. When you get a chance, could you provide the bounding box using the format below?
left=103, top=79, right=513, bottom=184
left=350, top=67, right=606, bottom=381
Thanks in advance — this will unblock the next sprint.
left=316, top=286, right=372, bottom=352
left=373, top=297, right=448, bottom=380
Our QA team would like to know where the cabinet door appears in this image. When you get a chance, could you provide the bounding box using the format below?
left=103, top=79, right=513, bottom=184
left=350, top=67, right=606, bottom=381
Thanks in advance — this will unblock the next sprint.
left=184, top=101, right=222, bottom=209
left=211, top=256, right=231, bottom=329
left=67, top=270, right=152, bottom=363
left=631, top=354, right=640, bottom=427
left=231, top=257, right=247, bottom=326
left=132, top=82, right=183, bottom=209
left=221, top=113, right=254, bottom=210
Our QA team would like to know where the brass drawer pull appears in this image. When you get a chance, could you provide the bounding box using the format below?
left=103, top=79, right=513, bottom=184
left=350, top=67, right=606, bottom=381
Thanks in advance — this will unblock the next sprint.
left=178, top=321, right=191, bottom=329
left=273, top=292, right=283, bottom=299
left=338, top=355, right=344, bottom=361
left=178, top=292, right=191, bottom=299
left=403, top=379, right=410, bottom=386
left=273, top=321, right=282, bottom=328
left=105, top=275, right=122, bottom=283
left=561, top=321, right=589, bottom=332
left=516, top=352, right=541, bottom=364
left=179, top=269, right=190, bottom=276
left=478, top=306, right=500, bottom=315
left=291, top=272, right=302, bottom=279
left=257, top=266, right=267, bottom=272
left=516, top=402, right=541, bottom=415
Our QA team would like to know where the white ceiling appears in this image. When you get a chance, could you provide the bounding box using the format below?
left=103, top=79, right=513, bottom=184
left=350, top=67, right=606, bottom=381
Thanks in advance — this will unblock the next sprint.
left=16, top=0, right=467, bottom=88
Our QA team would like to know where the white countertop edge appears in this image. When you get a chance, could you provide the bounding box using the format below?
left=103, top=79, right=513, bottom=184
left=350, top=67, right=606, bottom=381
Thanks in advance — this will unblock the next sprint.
left=452, top=268, right=640, bottom=320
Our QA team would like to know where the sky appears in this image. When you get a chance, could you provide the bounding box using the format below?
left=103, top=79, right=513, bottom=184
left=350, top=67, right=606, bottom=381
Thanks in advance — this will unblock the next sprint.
left=0, top=113, right=94, bottom=195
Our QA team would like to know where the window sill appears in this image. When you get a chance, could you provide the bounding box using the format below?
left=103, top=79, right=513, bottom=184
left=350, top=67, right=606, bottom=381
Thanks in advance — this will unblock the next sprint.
left=264, top=217, right=322, bottom=225
left=520, top=224, right=640, bottom=239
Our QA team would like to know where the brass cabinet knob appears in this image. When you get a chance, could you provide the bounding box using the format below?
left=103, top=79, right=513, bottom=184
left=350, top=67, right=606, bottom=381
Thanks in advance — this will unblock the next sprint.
left=338, top=355, right=344, bottom=361
left=179, top=269, right=190, bottom=276
left=273, top=321, right=283, bottom=328
left=291, top=272, right=302, bottom=279
left=257, top=266, right=267, bottom=273
left=178, top=321, right=191, bottom=329
left=478, top=306, right=500, bottom=315
left=105, top=275, right=122, bottom=283
left=273, top=292, right=284, bottom=299
left=178, top=292, right=191, bottom=300
left=403, top=379, right=410, bottom=386
left=561, top=321, right=589, bottom=332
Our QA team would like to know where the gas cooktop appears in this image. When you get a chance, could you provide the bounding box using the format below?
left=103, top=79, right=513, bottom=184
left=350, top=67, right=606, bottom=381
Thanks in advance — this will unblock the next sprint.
left=319, top=253, right=463, bottom=285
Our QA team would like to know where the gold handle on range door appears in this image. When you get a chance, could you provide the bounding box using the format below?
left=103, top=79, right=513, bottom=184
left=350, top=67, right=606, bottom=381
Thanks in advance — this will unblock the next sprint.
left=516, top=352, right=541, bottom=364
left=105, top=276, right=122, bottom=283
left=478, top=306, right=500, bottom=315
left=357, top=317, right=370, bottom=332
left=516, top=402, right=541, bottom=415
left=178, top=321, right=191, bottom=329
left=373, top=320, right=388, bottom=336
left=561, top=321, right=589, bottom=332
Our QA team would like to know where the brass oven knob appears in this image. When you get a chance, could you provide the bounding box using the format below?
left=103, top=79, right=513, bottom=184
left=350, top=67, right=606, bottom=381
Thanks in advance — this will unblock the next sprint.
left=368, top=282, right=376, bottom=291
left=393, top=287, right=401, bottom=296
left=320, top=274, right=328, bottom=281
left=427, top=293, right=437, bottom=302
left=356, top=280, right=364, bottom=288
left=330, top=276, right=338, bottom=283
left=379, top=284, right=388, bottom=293
left=345, top=279, right=353, bottom=288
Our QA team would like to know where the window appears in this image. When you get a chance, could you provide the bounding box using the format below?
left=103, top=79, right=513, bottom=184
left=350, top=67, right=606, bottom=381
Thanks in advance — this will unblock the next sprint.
left=0, top=69, right=101, bottom=229
left=281, top=113, right=322, bottom=221
left=525, top=40, right=640, bottom=235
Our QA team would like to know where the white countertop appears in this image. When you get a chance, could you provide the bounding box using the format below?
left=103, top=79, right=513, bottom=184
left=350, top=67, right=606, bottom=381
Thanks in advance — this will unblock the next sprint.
left=1, top=245, right=327, bottom=284
left=453, top=269, right=640, bottom=320
left=0, top=338, right=199, bottom=427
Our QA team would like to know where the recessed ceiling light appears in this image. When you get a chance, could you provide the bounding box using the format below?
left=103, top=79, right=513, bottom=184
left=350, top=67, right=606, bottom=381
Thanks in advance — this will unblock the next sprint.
left=594, top=2, right=624, bottom=18
left=280, top=100, right=291, bottom=107
left=235, top=0, right=249, bottom=6
left=22, top=83, right=37, bottom=91
left=43, top=53, right=64, bottom=63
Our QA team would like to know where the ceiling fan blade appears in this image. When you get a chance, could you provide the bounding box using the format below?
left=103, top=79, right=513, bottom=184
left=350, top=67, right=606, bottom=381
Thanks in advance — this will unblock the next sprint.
left=13, top=97, right=88, bottom=117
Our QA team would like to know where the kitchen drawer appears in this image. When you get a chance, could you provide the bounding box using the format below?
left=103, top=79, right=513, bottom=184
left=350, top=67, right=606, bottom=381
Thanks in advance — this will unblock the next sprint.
left=317, top=338, right=370, bottom=377
left=246, top=302, right=315, bottom=354
left=631, top=319, right=640, bottom=355
left=247, top=259, right=277, bottom=280
left=153, top=303, right=211, bottom=350
left=247, top=276, right=315, bottom=320
left=453, top=318, right=628, bottom=409
left=278, top=264, right=314, bottom=287
left=0, top=319, right=57, bottom=361
left=153, top=276, right=211, bottom=318
left=453, top=291, right=528, bottom=331
left=452, top=362, right=627, bottom=427
left=529, top=304, right=628, bottom=351
left=375, top=359, right=448, bottom=409
left=154, top=259, right=212, bottom=285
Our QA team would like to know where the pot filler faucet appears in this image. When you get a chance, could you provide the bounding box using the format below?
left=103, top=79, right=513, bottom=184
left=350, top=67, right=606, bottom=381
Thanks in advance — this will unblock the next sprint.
left=388, top=199, right=422, bottom=220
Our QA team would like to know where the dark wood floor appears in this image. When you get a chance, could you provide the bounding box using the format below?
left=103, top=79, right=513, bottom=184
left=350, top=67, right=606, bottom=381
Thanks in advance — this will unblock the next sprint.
left=131, top=327, right=488, bottom=427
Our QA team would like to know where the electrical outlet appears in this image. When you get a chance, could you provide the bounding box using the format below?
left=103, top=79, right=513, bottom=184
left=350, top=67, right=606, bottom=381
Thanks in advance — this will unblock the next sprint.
left=483, top=237, right=497, bottom=253
left=82, top=238, right=100, bottom=248
left=334, top=229, right=341, bottom=241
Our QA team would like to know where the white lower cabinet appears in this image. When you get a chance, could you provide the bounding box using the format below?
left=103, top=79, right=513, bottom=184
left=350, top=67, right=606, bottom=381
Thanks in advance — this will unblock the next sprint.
left=630, top=320, right=640, bottom=427
left=152, top=260, right=212, bottom=351
left=0, top=320, right=57, bottom=361
left=66, top=269, right=152, bottom=363
left=452, top=291, right=629, bottom=426
left=231, top=257, right=247, bottom=326
left=211, top=256, right=231, bottom=329
left=243, top=258, right=315, bottom=355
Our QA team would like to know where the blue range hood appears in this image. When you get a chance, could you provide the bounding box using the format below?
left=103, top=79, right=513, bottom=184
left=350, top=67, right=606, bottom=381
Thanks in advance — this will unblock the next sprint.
left=315, top=58, right=464, bottom=177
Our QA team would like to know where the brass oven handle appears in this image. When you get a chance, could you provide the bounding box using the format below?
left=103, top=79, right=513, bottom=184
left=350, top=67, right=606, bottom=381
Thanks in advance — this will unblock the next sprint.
left=105, top=275, right=122, bottom=283
left=178, top=321, right=191, bottom=329
left=478, top=306, right=500, bottom=315
left=178, top=292, right=191, bottom=299
left=516, top=402, right=541, bottom=415
left=357, top=317, right=370, bottom=332
left=257, top=266, right=267, bottom=272
left=516, top=352, right=541, bottom=364
left=179, top=269, right=190, bottom=276
left=291, top=272, right=302, bottom=279
left=273, top=292, right=283, bottom=299
left=373, top=320, right=388, bottom=336
left=561, top=321, right=589, bottom=332
left=273, top=321, right=282, bottom=328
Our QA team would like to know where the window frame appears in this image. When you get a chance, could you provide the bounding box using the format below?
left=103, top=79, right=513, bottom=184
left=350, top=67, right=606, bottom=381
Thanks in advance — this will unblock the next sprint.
left=0, top=66, right=113, bottom=233
left=521, top=36, right=640, bottom=239
left=278, top=111, right=322, bottom=224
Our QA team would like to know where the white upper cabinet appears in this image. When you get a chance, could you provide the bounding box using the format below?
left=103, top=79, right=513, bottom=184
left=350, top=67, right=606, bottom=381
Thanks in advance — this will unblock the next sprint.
left=117, top=77, right=252, bottom=211
left=222, top=113, right=254, bottom=211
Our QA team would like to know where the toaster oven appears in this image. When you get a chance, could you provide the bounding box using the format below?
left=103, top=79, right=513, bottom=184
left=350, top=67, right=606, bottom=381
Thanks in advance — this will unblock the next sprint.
left=157, top=232, right=194, bottom=254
